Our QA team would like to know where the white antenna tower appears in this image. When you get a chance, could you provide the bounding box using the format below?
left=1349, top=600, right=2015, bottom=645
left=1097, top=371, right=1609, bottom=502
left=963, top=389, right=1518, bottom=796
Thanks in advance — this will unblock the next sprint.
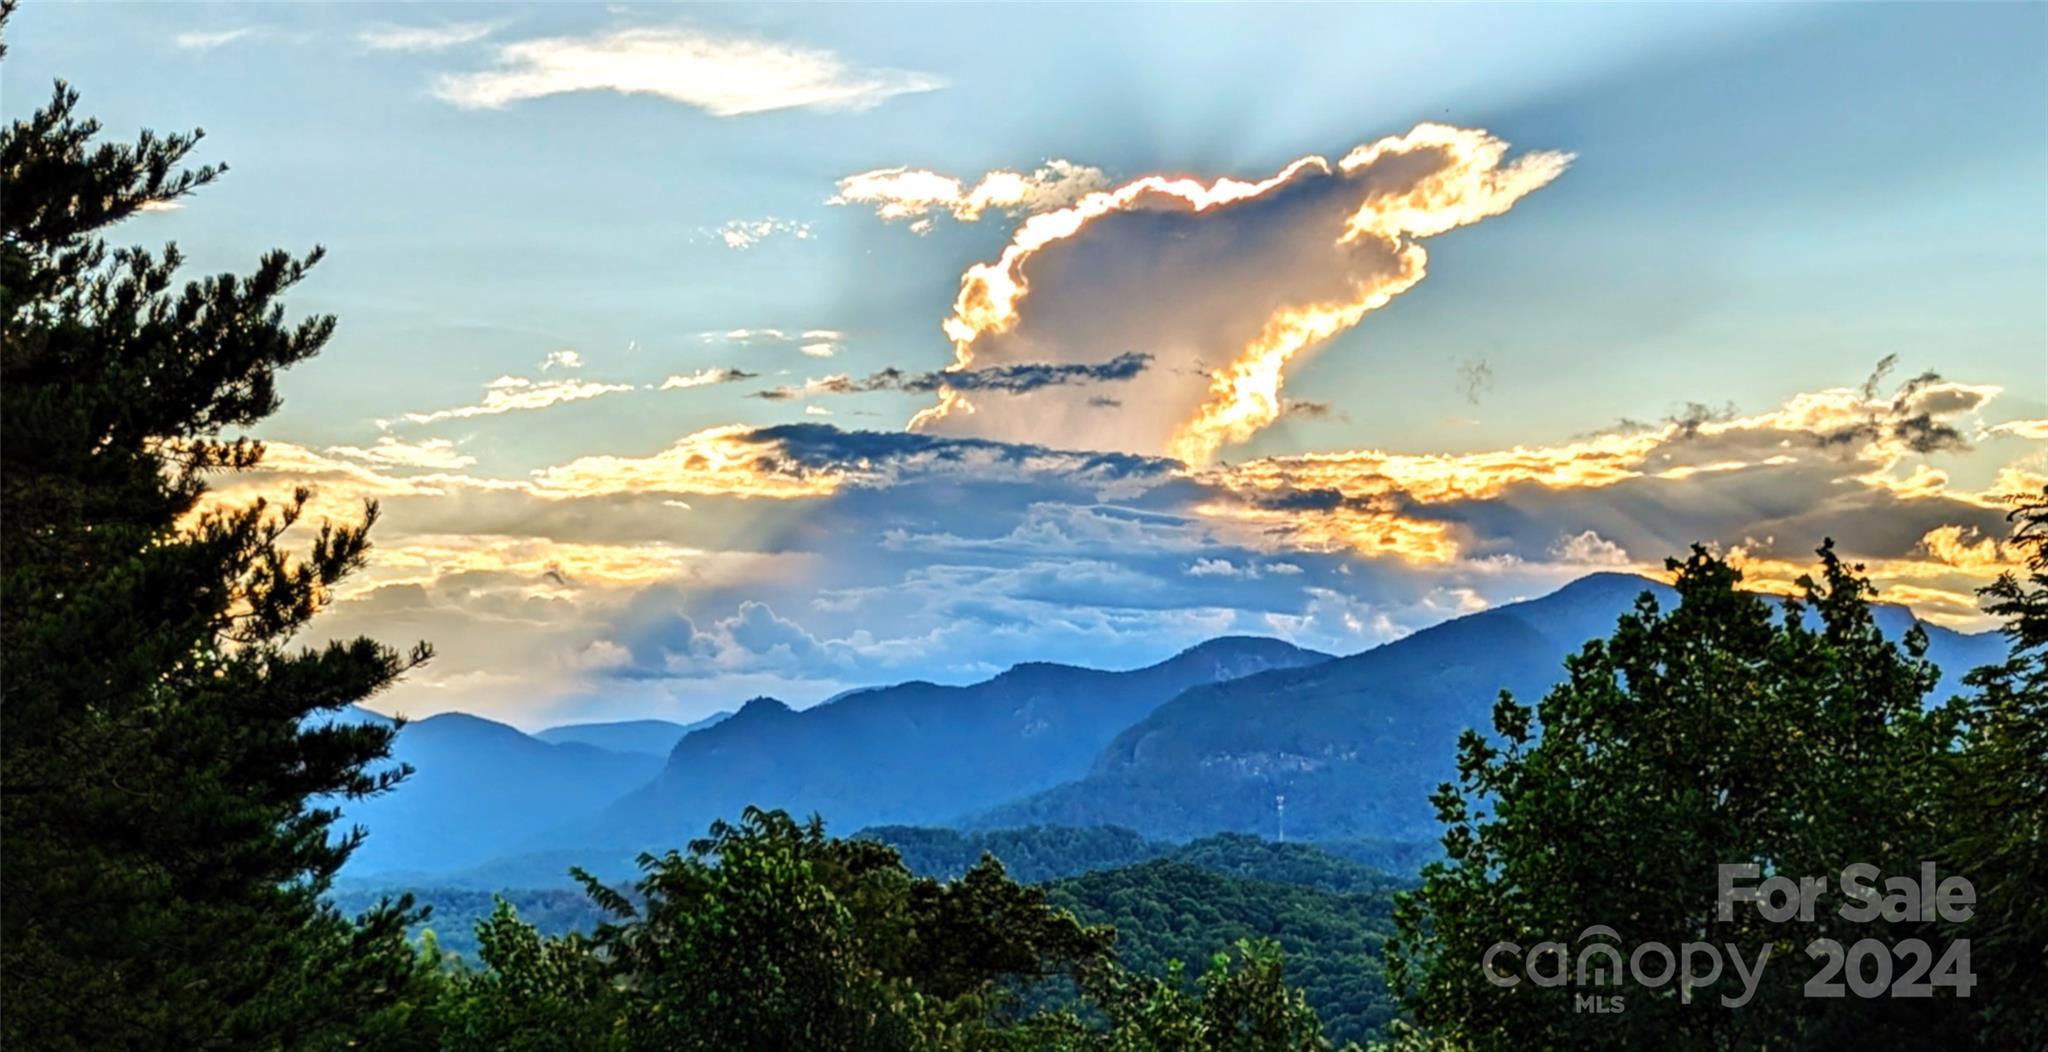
left=1275, top=794, right=1286, bottom=843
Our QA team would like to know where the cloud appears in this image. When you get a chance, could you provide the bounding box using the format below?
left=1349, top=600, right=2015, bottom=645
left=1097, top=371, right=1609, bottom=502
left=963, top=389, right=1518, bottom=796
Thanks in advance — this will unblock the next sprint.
left=1198, top=364, right=2022, bottom=588
left=708, top=217, right=813, bottom=250
left=173, top=28, right=254, bottom=52
left=702, top=328, right=844, bottom=357
left=707, top=328, right=794, bottom=343
left=236, top=358, right=2032, bottom=721
left=753, top=352, right=1151, bottom=402
left=327, top=436, right=478, bottom=471
left=432, top=26, right=942, bottom=115
left=1918, top=525, right=2006, bottom=572
left=528, top=423, right=1175, bottom=503
left=660, top=367, right=758, bottom=390
left=832, top=160, right=1110, bottom=233
left=402, top=374, right=635, bottom=425
left=906, top=124, right=1571, bottom=463
left=1550, top=530, right=1633, bottom=567
left=541, top=349, right=583, bottom=371
left=1985, top=419, right=2048, bottom=440
left=529, top=425, right=851, bottom=500
left=357, top=20, right=501, bottom=53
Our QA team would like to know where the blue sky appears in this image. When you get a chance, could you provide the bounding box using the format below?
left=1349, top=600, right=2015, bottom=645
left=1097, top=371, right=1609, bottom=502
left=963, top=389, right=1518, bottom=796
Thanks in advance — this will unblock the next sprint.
left=7, top=3, right=2043, bottom=726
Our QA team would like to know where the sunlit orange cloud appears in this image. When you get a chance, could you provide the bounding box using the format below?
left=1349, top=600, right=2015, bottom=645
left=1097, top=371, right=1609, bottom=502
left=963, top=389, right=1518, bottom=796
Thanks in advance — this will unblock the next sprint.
left=527, top=424, right=846, bottom=500
left=342, top=534, right=790, bottom=598
left=177, top=440, right=526, bottom=531
left=1215, top=375, right=2016, bottom=515
left=1216, top=430, right=1663, bottom=507
left=912, top=124, right=1572, bottom=463
left=1193, top=372, right=2041, bottom=584
left=1985, top=419, right=2048, bottom=440
left=1918, top=524, right=2009, bottom=573
left=1192, top=497, right=1463, bottom=564
left=1684, top=539, right=2004, bottom=629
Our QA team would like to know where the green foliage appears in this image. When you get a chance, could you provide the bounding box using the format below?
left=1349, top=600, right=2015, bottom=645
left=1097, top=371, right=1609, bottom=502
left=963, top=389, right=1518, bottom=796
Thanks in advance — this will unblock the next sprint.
left=862, top=825, right=1437, bottom=886
left=1389, top=543, right=1991, bottom=1049
left=1048, top=860, right=1399, bottom=1047
left=1165, top=834, right=1414, bottom=897
left=434, top=902, right=623, bottom=1051
left=1939, top=488, right=2048, bottom=1047
left=1, top=20, right=429, bottom=1046
left=427, top=807, right=1117, bottom=1050
left=418, top=808, right=1352, bottom=1050
left=1046, top=939, right=1350, bottom=1052
left=861, top=824, right=1172, bottom=883
left=329, top=886, right=610, bottom=960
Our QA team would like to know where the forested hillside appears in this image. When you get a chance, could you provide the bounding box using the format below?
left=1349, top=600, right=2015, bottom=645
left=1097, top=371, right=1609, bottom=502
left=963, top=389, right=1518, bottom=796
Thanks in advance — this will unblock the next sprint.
left=1048, top=860, right=1401, bottom=1048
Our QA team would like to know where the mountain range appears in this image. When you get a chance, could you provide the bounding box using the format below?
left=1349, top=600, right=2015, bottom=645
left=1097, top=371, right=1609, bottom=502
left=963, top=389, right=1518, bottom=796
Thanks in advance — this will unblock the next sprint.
left=533, top=711, right=732, bottom=756
left=973, top=573, right=2004, bottom=841
left=578, top=635, right=1330, bottom=854
left=338, top=573, right=2006, bottom=881
left=341, top=713, right=662, bottom=875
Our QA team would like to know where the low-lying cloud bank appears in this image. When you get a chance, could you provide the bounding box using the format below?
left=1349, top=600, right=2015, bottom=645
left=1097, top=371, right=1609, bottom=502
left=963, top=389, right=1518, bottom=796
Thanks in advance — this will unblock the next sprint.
left=226, top=360, right=2039, bottom=724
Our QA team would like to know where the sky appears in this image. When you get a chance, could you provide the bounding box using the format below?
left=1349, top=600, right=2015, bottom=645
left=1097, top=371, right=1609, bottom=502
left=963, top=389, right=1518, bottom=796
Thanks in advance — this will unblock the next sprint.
left=7, top=3, right=2044, bottom=727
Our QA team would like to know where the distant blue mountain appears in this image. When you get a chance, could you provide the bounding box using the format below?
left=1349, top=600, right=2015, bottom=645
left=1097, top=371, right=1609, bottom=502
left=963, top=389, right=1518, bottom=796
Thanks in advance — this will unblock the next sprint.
left=335, top=574, right=2004, bottom=884
left=341, top=712, right=661, bottom=876
left=577, top=636, right=1333, bottom=853
left=534, top=711, right=732, bottom=757
left=970, top=573, right=2007, bottom=842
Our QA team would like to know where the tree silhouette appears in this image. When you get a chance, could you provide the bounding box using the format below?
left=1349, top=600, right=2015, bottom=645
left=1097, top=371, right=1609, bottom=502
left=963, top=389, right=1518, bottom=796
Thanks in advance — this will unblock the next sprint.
left=1, top=12, right=431, bottom=1045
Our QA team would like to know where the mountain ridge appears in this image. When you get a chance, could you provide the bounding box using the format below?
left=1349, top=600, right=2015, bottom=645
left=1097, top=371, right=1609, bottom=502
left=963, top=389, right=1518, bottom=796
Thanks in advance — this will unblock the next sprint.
left=970, top=572, right=2005, bottom=840
left=534, top=711, right=733, bottom=756
left=568, top=635, right=1335, bottom=854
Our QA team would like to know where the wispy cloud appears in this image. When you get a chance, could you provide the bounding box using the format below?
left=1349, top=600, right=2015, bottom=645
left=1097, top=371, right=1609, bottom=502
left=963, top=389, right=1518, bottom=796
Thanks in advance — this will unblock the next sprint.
left=326, top=436, right=478, bottom=471
left=703, top=328, right=845, bottom=357
left=660, top=367, right=759, bottom=391
left=432, top=26, right=943, bottom=116
left=358, top=20, right=503, bottom=53
left=402, top=375, right=635, bottom=425
left=173, top=28, right=254, bottom=52
left=832, top=160, right=1108, bottom=234
left=541, top=349, right=584, bottom=371
left=706, top=217, right=814, bottom=250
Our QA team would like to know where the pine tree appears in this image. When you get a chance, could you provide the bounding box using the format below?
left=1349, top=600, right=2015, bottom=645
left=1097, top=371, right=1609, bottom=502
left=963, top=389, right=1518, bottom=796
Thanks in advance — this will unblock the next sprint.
left=1, top=8, right=432, bottom=1046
